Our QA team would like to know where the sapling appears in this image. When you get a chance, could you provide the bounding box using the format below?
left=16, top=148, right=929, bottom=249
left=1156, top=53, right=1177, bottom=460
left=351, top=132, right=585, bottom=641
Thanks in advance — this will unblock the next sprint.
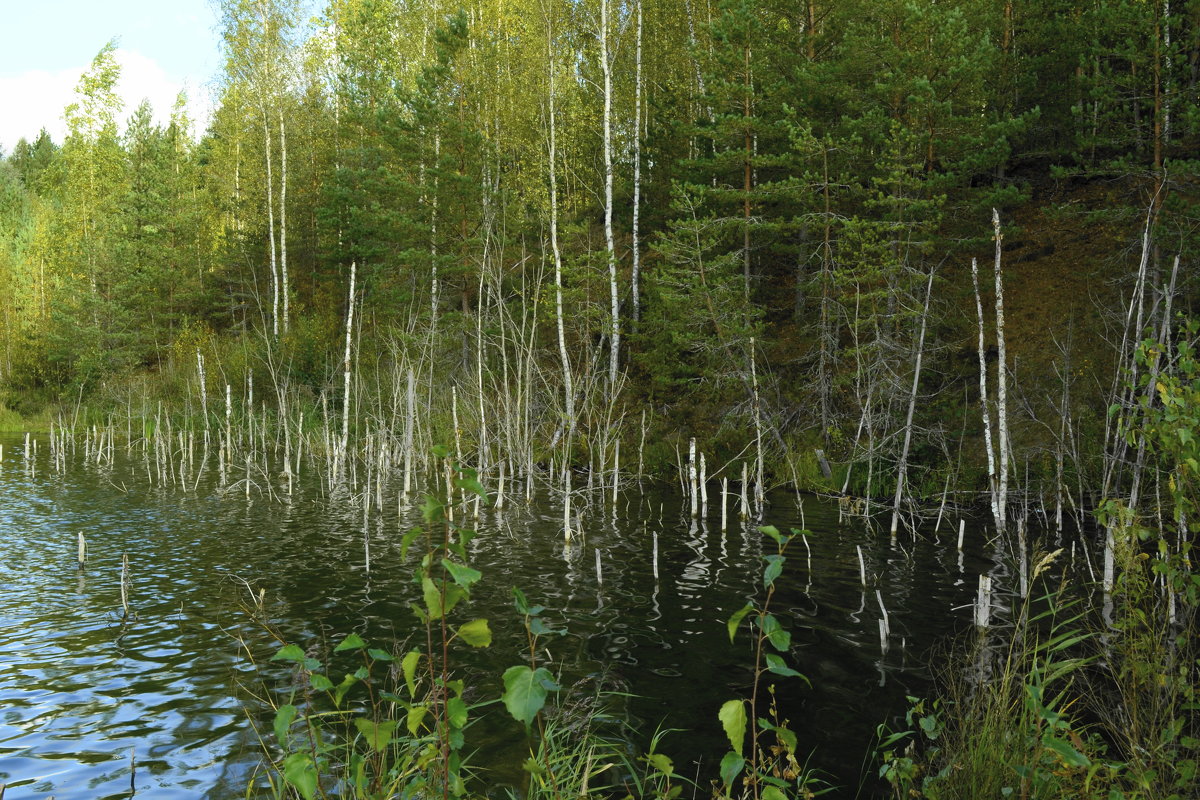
left=262, top=448, right=494, bottom=800
left=720, top=526, right=813, bottom=799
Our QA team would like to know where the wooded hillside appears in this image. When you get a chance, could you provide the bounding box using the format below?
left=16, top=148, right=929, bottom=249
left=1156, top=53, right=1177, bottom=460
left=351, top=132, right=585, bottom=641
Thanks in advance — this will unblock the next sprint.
left=1, top=0, right=1197, bottom=515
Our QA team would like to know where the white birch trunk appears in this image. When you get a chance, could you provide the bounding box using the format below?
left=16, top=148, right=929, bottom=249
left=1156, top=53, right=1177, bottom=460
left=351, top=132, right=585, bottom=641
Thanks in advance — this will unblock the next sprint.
left=631, top=0, right=644, bottom=326
left=750, top=338, right=764, bottom=516
left=689, top=437, right=698, bottom=517
left=890, top=269, right=934, bottom=537
left=262, top=111, right=278, bottom=339
left=546, top=12, right=575, bottom=445
left=339, top=261, right=357, bottom=486
left=279, top=114, right=289, bottom=335
left=1164, top=0, right=1172, bottom=143
left=196, top=350, right=208, bottom=435
left=430, top=135, right=440, bottom=318
left=403, top=367, right=415, bottom=504
left=601, top=0, right=620, bottom=391
left=993, top=210, right=1009, bottom=535
left=972, top=257, right=1000, bottom=530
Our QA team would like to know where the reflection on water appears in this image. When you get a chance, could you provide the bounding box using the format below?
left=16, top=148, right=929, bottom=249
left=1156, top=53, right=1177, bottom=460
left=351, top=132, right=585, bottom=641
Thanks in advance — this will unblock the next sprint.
left=0, top=435, right=1010, bottom=798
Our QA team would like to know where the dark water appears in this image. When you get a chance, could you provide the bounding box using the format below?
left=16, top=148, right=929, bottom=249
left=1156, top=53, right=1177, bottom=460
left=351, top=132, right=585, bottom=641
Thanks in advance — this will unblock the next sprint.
left=0, top=435, right=1010, bottom=798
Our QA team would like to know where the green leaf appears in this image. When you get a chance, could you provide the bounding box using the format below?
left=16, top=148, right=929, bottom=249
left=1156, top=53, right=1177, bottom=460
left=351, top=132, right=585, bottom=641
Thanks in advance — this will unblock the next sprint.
left=447, top=696, right=469, bottom=728
left=919, top=714, right=940, bottom=740
left=719, top=751, right=745, bottom=785
left=776, top=725, right=797, bottom=753
left=513, top=587, right=546, bottom=617
left=529, top=617, right=566, bottom=636
left=423, top=577, right=444, bottom=619
left=334, top=672, right=359, bottom=706
left=457, top=618, right=492, bottom=647
left=442, top=559, right=482, bottom=589
left=310, top=673, right=334, bottom=692
left=512, top=586, right=530, bottom=615
left=502, top=665, right=558, bottom=728
left=431, top=444, right=451, bottom=459
left=273, top=704, right=297, bottom=745
left=367, top=648, right=394, bottom=662
left=334, top=633, right=366, bottom=652
left=763, top=555, right=785, bottom=587
left=406, top=704, right=428, bottom=736
left=647, top=752, right=674, bottom=777
left=719, top=700, right=747, bottom=757
left=727, top=604, right=754, bottom=643
left=354, top=718, right=398, bottom=752
left=457, top=528, right=477, bottom=551
left=443, top=584, right=467, bottom=617
left=760, top=614, right=791, bottom=651
left=762, top=787, right=788, bottom=800
left=764, top=653, right=807, bottom=681
left=400, top=527, right=423, bottom=561
left=421, top=495, right=444, bottom=523
left=1043, top=734, right=1090, bottom=768
left=282, top=752, right=318, bottom=800
left=272, top=644, right=307, bottom=663
left=759, top=525, right=783, bottom=544
left=455, top=475, right=488, bottom=501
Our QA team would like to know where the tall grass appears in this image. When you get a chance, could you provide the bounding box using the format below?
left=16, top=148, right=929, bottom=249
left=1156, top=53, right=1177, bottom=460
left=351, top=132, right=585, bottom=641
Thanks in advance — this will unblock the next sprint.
left=0, top=401, right=51, bottom=431
left=880, top=538, right=1199, bottom=800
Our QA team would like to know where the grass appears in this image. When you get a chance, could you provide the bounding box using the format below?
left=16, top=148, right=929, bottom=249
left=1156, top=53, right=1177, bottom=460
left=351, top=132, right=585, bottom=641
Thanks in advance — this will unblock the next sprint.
left=880, top=536, right=1200, bottom=800
left=0, top=402, right=53, bottom=432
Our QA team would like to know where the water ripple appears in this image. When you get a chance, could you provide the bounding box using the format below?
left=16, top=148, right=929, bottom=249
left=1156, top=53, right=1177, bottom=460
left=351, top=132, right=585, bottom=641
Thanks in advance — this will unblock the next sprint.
left=0, top=437, right=1003, bottom=797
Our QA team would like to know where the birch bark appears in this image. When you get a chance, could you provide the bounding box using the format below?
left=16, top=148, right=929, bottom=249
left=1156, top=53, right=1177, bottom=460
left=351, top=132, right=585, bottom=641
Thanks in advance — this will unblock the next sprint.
left=993, top=209, right=1009, bottom=535
left=890, top=269, right=934, bottom=537
left=601, top=0, right=620, bottom=390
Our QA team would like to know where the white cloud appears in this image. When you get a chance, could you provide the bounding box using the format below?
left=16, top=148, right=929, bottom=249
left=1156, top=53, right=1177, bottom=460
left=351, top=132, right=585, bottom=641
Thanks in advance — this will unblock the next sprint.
left=0, top=48, right=212, bottom=154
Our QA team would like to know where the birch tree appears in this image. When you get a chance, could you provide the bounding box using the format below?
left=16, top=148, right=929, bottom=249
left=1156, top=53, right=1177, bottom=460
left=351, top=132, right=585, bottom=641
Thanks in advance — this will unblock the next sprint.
left=219, top=0, right=300, bottom=339
left=598, top=0, right=621, bottom=391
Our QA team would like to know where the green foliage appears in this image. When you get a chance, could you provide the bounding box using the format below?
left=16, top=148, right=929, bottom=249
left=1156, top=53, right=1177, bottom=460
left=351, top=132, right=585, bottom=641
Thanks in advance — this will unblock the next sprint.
left=876, top=581, right=1128, bottom=800
left=501, top=665, right=559, bottom=730
left=639, top=185, right=761, bottom=405
left=250, top=450, right=493, bottom=799
left=719, top=526, right=824, bottom=800
left=1082, top=320, right=1200, bottom=798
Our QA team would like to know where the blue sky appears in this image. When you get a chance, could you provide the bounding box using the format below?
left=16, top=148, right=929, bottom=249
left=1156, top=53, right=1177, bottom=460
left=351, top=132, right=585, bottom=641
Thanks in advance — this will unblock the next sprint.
left=0, top=0, right=223, bottom=152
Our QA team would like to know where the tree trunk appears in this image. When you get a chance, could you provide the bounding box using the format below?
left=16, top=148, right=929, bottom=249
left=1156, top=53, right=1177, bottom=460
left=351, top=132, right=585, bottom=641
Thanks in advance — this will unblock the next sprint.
left=972, top=256, right=1000, bottom=529
left=279, top=114, right=289, bottom=336
left=993, top=210, right=1009, bottom=535
left=430, top=135, right=440, bottom=319
left=631, top=0, right=643, bottom=328
left=742, top=41, right=753, bottom=305
left=339, top=260, right=357, bottom=487
left=889, top=268, right=934, bottom=537
left=601, top=0, right=620, bottom=392
left=546, top=5, right=575, bottom=448
left=262, top=110, right=278, bottom=339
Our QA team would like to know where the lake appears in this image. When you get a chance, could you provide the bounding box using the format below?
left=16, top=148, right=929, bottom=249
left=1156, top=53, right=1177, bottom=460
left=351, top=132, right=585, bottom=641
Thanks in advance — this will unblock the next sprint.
left=0, top=433, right=1015, bottom=798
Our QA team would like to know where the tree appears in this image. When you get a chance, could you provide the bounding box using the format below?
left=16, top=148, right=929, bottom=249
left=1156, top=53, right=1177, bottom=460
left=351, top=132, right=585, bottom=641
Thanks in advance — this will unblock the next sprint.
left=38, top=41, right=131, bottom=388
left=219, top=0, right=303, bottom=339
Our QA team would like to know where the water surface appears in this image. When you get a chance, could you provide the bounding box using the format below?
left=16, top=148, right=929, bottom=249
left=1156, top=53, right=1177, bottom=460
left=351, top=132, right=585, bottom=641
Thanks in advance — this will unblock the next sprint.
left=0, top=435, right=1012, bottom=798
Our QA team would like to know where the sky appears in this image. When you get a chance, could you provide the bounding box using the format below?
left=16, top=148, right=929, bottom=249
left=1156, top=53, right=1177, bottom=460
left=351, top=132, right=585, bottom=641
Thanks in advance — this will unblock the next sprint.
left=0, top=0, right=223, bottom=153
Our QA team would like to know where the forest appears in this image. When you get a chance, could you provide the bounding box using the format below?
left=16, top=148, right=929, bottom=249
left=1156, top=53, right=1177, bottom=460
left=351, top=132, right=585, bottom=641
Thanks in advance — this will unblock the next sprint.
left=0, top=0, right=1197, bottom=510
left=0, top=0, right=1198, bottom=797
